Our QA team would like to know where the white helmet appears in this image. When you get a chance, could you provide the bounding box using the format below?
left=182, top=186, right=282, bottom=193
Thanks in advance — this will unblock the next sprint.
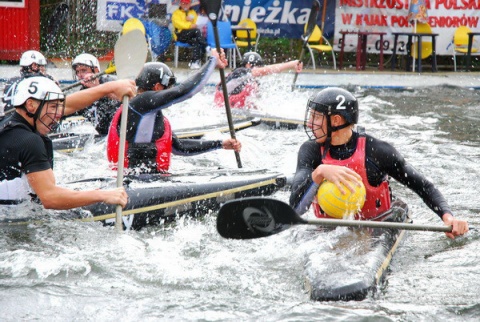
left=72, top=53, right=100, bottom=71
left=19, top=50, right=47, bottom=67
left=13, top=76, right=64, bottom=107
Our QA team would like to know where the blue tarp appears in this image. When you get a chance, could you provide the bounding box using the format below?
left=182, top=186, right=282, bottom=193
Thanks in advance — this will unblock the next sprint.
left=139, top=19, right=172, bottom=57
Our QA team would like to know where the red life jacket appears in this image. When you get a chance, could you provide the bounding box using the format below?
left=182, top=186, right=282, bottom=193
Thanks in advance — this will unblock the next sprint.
left=214, top=82, right=258, bottom=109
left=313, top=136, right=391, bottom=220
left=106, top=108, right=173, bottom=172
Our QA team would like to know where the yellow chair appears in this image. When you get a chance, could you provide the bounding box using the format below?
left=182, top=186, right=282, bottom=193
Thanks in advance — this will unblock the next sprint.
left=411, top=22, right=432, bottom=60
left=305, top=25, right=336, bottom=70
left=235, top=18, right=260, bottom=53
left=452, top=26, right=479, bottom=71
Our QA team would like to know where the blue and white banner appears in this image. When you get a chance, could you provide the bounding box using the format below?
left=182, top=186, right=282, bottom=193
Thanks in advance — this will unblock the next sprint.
left=96, top=0, right=174, bottom=31
left=96, top=0, right=337, bottom=39
left=219, top=0, right=336, bottom=39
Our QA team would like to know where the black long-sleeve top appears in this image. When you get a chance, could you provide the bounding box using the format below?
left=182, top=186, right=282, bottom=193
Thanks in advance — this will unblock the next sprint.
left=124, top=56, right=223, bottom=155
left=290, top=131, right=452, bottom=219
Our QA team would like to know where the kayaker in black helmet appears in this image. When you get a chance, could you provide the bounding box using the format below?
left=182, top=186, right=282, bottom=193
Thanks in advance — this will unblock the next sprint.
left=106, top=48, right=242, bottom=174
left=289, top=87, right=469, bottom=239
left=214, top=51, right=303, bottom=109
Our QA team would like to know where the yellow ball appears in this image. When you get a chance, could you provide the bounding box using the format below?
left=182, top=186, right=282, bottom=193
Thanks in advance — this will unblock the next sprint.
left=317, top=180, right=366, bottom=219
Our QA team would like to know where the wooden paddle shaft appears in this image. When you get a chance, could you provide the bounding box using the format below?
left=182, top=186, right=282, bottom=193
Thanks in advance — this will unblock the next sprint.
left=115, top=95, right=130, bottom=230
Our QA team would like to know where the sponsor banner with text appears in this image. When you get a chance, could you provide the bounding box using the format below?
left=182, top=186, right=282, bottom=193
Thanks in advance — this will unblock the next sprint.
left=334, top=0, right=480, bottom=55
left=96, top=0, right=337, bottom=39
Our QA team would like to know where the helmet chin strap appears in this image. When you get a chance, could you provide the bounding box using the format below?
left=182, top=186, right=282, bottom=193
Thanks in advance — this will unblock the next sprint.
left=331, top=123, right=351, bottom=132
left=322, top=116, right=332, bottom=160
left=321, top=118, right=350, bottom=160
left=24, top=100, right=46, bottom=132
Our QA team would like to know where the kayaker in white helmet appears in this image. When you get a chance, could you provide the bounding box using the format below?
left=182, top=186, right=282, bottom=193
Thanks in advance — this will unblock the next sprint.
left=2, top=50, right=57, bottom=119
left=0, top=76, right=136, bottom=209
left=70, top=53, right=121, bottom=135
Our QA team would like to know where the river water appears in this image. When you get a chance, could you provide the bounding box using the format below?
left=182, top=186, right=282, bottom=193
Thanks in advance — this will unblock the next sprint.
left=1, top=73, right=480, bottom=321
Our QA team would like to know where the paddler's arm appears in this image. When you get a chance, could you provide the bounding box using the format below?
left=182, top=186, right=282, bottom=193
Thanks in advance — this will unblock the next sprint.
left=131, top=49, right=227, bottom=115
left=26, top=169, right=128, bottom=210
left=171, top=135, right=241, bottom=156
left=442, top=213, right=469, bottom=239
left=63, top=79, right=136, bottom=116
left=251, top=60, right=302, bottom=77
left=371, top=136, right=469, bottom=238
left=289, top=140, right=321, bottom=215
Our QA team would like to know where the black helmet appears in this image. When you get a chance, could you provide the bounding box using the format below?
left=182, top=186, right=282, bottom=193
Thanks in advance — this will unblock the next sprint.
left=307, top=87, right=358, bottom=125
left=136, top=62, right=176, bottom=90
left=241, top=52, right=264, bottom=67
left=304, top=87, right=358, bottom=142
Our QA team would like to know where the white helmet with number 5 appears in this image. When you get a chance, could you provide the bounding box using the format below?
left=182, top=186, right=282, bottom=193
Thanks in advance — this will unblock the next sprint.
left=13, top=76, right=64, bottom=107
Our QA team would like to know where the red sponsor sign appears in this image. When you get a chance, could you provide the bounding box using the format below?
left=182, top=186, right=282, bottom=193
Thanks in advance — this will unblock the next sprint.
left=334, top=0, right=480, bottom=55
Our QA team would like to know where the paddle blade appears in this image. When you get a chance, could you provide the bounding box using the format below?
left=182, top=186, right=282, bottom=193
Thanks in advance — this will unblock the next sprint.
left=304, top=0, right=321, bottom=42
left=201, top=0, right=222, bottom=26
left=113, top=28, right=148, bottom=231
left=217, top=197, right=305, bottom=239
left=114, top=29, right=148, bottom=80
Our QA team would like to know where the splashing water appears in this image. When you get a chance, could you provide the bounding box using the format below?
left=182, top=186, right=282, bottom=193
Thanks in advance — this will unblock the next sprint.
left=1, top=74, right=480, bottom=321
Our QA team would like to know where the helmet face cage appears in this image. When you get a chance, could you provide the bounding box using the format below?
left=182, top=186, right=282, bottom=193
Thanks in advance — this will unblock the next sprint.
left=304, top=88, right=359, bottom=141
left=36, top=92, right=66, bottom=132
left=21, top=64, right=46, bottom=75
left=11, top=77, right=62, bottom=133
left=304, top=105, right=327, bottom=141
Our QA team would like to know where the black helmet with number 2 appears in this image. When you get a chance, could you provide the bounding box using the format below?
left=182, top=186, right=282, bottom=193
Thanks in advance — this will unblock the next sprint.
left=304, top=87, right=358, bottom=142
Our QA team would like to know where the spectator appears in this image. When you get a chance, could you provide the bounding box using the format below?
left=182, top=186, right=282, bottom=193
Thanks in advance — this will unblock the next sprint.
left=171, top=0, right=207, bottom=69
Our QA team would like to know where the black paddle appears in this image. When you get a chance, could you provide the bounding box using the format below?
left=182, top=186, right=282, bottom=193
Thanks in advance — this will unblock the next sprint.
left=216, top=197, right=453, bottom=239
left=291, top=0, right=320, bottom=91
left=202, top=0, right=242, bottom=168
